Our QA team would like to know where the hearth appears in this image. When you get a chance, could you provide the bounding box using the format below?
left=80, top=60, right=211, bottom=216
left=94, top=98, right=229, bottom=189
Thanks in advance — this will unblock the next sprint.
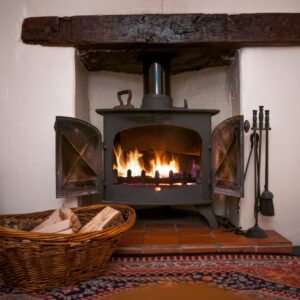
left=55, top=56, right=245, bottom=229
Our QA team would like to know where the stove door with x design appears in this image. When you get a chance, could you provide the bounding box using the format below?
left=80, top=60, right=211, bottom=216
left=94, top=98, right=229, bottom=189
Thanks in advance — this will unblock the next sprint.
left=54, top=116, right=103, bottom=197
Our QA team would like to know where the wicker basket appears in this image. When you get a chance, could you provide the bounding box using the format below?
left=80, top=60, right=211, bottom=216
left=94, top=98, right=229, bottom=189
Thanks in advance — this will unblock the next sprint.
left=0, top=204, right=136, bottom=291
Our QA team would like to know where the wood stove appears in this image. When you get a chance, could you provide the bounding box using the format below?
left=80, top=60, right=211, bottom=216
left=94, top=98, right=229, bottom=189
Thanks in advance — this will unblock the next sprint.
left=55, top=55, right=245, bottom=229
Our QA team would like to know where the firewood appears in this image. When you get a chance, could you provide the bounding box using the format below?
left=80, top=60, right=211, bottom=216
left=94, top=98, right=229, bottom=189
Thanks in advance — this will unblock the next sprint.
left=33, top=219, right=72, bottom=234
left=59, top=204, right=81, bottom=232
left=58, top=228, right=74, bottom=234
left=79, top=206, right=124, bottom=233
left=32, top=209, right=62, bottom=232
left=32, top=204, right=82, bottom=233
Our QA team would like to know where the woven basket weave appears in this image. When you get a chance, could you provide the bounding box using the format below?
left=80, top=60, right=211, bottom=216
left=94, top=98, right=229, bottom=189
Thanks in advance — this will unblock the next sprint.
left=0, top=204, right=136, bottom=291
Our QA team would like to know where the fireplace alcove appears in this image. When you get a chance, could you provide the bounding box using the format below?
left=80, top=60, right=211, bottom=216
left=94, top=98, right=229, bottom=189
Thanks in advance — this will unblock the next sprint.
left=54, top=51, right=245, bottom=229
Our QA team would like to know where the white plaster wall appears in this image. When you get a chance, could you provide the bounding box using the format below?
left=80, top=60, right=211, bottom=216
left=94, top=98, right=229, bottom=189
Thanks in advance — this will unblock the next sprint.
left=19, top=0, right=300, bottom=16
left=75, top=55, right=90, bottom=122
left=162, top=0, right=300, bottom=13
left=89, top=72, right=143, bottom=134
left=0, top=1, right=77, bottom=213
left=22, top=0, right=162, bottom=17
left=239, top=48, right=300, bottom=245
left=172, top=67, right=232, bottom=129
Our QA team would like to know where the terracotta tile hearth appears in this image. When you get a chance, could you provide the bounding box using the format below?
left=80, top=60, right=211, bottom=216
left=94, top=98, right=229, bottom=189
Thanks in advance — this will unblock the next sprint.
left=116, top=223, right=292, bottom=254
left=116, top=221, right=292, bottom=255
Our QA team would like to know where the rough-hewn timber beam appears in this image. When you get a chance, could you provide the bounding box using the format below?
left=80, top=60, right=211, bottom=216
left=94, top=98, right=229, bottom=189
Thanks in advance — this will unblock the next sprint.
left=21, top=14, right=300, bottom=73
left=22, top=14, right=300, bottom=48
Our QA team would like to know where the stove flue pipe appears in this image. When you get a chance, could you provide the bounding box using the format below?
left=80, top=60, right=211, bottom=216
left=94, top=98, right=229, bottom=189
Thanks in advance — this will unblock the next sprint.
left=142, top=55, right=173, bottom=108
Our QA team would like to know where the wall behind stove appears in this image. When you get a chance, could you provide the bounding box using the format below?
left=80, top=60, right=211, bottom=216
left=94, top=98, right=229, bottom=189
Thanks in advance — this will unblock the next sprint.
left=88, top=67, right=232, bottom=135
left=1, top=0, right=300, bottom=244
left=88, top=67, right=234, bottom=217
left=172, top=67, right=233, bottom=129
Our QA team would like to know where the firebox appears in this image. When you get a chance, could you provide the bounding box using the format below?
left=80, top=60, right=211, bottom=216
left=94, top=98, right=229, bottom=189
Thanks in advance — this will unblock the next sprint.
left=98, top=109, right=217, bottom=206
left=55, top=56, right=245, bottom=229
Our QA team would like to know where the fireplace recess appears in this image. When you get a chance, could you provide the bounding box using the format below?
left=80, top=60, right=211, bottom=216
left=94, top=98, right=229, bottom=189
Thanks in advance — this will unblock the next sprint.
left=55, top=56, right=245, bottom=229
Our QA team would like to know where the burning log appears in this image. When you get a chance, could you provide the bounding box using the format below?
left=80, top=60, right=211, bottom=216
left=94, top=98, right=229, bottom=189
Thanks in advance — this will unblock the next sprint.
left=117, top=175, right=197, bottom=185
left=169, top=170, right=174, bottom=184
left=127, top=169, right=132, bottom=183
left=155, top=170, right=160, bottom=185
left=113, top=145, right=181, bottom=178
left=141, top=170, right=146, bottom=183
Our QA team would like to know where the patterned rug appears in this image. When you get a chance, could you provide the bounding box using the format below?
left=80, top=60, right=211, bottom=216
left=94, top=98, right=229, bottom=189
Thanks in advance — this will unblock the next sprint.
left=0, top=253, right=299, bottom=300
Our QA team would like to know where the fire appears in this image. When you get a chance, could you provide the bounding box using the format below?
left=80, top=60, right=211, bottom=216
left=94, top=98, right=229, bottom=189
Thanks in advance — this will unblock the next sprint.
left=113, top=145, right=180, bottom=178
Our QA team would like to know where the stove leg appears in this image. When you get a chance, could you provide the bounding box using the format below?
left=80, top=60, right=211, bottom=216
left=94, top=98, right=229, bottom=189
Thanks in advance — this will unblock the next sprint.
left=196, top=205, right=218, bottom=229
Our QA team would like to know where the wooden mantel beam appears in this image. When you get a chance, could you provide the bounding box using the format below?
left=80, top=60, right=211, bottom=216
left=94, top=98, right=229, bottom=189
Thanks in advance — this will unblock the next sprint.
left=21, top=14, right=300, bottom=73
left=22, top=14, right=300, bottom=47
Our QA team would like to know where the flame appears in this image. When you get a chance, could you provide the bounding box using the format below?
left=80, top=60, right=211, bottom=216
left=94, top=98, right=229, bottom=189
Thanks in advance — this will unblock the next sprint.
left=113, top=145, right=180, bottom=178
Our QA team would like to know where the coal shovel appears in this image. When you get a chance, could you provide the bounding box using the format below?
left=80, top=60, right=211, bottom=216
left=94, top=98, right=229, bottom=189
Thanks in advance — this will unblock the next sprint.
left=260, top=110, right=275, bottom=216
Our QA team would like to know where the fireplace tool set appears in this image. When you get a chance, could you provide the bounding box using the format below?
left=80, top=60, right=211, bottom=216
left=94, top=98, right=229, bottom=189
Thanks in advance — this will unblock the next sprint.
left=244, top=106, right=275, bottom=238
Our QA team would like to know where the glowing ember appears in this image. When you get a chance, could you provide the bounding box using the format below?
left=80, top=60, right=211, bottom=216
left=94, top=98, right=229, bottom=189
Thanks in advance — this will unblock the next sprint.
left=113, top=145, right=180, bottom=178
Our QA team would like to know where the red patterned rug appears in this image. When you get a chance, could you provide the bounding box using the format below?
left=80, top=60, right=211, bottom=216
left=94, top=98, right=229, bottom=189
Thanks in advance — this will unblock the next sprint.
left=0, top=253, right=299, bottom=299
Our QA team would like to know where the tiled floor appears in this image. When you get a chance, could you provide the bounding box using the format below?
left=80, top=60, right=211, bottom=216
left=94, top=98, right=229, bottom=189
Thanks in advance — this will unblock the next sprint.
left=116, top=220, right=292, bottom=255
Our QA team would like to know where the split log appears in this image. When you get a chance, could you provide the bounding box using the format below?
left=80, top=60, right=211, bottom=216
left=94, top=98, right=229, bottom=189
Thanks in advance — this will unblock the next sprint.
left=33, top=219, right=72, bottom=234
left=32, top=204, right=81, bottom=233
left=58, top=228, right=74, bottom=234
left=79, top=206, right=124, bottom=233
left=31, top=205, right=124, bottom=234
left=59, top=204, right=81, bottom=232
left=32, top=209, right=61, bottom=232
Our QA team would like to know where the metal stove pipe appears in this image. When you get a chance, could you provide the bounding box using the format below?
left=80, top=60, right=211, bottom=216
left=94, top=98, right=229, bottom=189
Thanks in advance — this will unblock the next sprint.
left=142, top=56, right=173, bottom=108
